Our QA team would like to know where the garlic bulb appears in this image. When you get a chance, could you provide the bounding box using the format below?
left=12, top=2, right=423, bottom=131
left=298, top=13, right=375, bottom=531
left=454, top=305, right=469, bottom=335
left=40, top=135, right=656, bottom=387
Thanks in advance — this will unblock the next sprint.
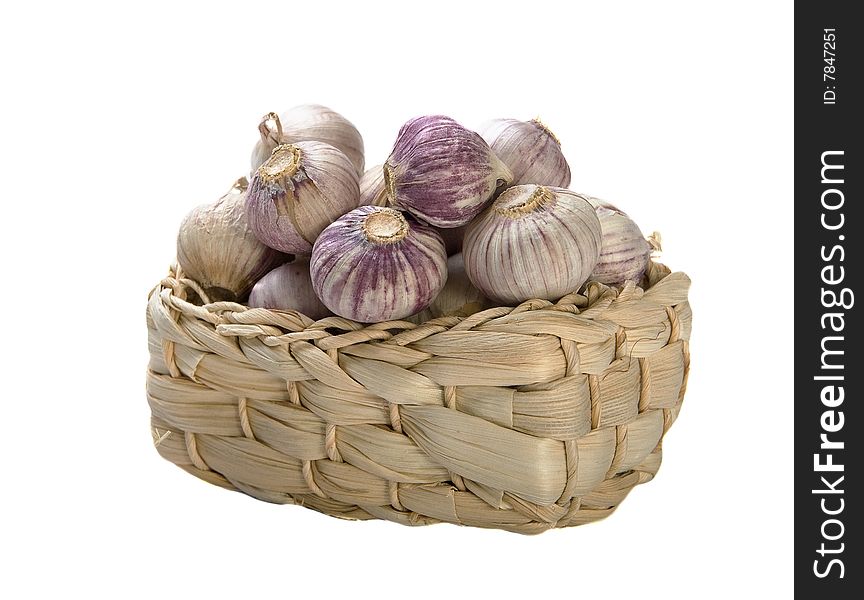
left=251, top=105, right=365, bottom=176
left=586, top=197, right=652, bottom=285
left=437, top=224, right=468, bottom=256
left=246, top=142, right=361, bottom=254
left=384, top=115, right=512, bottom=228
left=428, top=253, right=490, bottom=317
left=480, top=118, right=571, bottom=188
left=248, top=258, right=331, bottom=320
left=310, top=206, right=447, bottom=323
left=463, top=185, right=601, bottom=304
left=177, top=177, right=289, bottom=302
left=359, top=164, right=389, bottom=207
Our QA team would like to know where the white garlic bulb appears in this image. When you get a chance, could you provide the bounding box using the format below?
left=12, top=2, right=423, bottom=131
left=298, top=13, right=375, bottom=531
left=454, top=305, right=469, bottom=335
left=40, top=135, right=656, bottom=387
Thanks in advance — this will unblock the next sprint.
left=428, top=253, right=490, bottom=317
left=358, top=164, right=389, bottom=207
left=248, top=258, right=331, bottom=320
left=310, top=206, right=447, bottom=323
left=177, top=178, right=289, bottom=302
left=480, top=118, right=571, bottom=187
left=585, top=197, right=652, bottom=285
left=463, top=185, right=601, bottom=304
left=246, top=142, right=361, bottom=254
left=251, top=105, right=365, bottom=176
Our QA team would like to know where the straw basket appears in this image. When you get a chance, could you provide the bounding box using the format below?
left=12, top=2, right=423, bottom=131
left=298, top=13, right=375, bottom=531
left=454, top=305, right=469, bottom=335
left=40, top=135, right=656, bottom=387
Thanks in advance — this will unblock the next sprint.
left=146, top=260, right=691, bottom=534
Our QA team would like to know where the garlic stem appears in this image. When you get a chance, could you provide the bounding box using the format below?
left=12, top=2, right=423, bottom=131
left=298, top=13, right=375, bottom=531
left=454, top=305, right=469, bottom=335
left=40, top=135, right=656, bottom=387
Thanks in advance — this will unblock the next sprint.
left=231, top=176, right=249, bottom=192
left=258, top=112, right=283, bottom=143
left=382, top=162, right=397, bottom=206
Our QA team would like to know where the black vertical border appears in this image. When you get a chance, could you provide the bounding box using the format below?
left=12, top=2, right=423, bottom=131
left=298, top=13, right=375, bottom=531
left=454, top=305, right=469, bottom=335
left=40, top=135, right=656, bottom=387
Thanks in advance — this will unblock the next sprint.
left=795, top=2, right=860, bottom=596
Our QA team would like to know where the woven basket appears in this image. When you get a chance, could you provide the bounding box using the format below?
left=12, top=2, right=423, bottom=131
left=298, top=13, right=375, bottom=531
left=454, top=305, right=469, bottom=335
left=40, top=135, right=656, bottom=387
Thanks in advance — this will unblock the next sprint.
left=147, top=260, right=691, bottom=534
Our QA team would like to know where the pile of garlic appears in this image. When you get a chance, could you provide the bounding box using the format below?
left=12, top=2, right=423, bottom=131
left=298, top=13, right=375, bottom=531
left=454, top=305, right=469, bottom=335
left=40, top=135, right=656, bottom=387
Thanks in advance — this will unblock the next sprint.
left=176, top=105, right=653, bottom=323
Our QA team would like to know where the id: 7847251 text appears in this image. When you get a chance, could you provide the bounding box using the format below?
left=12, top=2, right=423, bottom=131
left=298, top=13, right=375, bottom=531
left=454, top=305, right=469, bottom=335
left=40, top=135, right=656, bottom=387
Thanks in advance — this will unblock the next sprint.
left=824, top=29, right=836, bottom=105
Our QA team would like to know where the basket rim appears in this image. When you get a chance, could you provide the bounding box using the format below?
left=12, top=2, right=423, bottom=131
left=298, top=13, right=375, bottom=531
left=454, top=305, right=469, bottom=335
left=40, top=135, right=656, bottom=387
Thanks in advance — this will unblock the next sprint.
left=149, top=259, right=691, bottom=339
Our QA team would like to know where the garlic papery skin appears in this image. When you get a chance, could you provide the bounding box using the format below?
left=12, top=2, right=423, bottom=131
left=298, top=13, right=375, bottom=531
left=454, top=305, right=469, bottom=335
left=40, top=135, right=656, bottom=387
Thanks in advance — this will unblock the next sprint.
left=437, top=224, right=468, bottom=256
left=246, top=141, right=361, bottom=254
left=251, top=105, right=365, bottom=176
left=359, top=164, right=390, bottom=207
left=585, top=198, right=652, bottom=285
left=384, top=115, right=512, bottom=228
left=463, top=185, right=601, bottom=304
left=480, top=118, right=571, bottom=188
left=310, top=206, right=447, bottom=323
left=248, top=258, right=331, bottom=320
left=177, top=177, right=289, bottom=303
left=428, top=253, right=490, bottom=317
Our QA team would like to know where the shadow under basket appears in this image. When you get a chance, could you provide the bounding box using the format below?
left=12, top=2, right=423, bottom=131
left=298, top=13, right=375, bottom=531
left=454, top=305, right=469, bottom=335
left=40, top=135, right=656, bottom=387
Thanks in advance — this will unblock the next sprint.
left=147, top=260, right=691, bottom=534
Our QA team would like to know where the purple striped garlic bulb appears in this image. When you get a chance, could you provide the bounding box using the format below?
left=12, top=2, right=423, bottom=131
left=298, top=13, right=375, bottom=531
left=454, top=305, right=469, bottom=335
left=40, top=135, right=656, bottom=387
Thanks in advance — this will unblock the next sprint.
left=463, top=185, right=601, bottom=304
left=310, top=206, right=447, bottom=323
left=480, top=118, right=571, bottom=188
left=246, top=142, right=360, bottom=254
left=384, top=115, right=512, bottom=228
left=586, top=197, right=652, bottom=286
left=248, top=258, right=331, bottom=320
left=251, top=105, right=365, bottom=176
left=176, top=177, right=289, bottom=303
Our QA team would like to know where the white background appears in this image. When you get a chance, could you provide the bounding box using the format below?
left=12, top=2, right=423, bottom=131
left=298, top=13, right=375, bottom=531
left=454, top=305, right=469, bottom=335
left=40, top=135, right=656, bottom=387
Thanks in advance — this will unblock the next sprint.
left=1, top=1, right=793, bottom=598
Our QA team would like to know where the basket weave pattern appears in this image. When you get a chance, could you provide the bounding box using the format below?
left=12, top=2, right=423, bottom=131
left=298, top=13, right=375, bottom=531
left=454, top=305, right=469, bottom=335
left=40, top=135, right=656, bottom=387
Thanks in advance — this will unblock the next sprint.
left=147, top=261, right=691, bottom=534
